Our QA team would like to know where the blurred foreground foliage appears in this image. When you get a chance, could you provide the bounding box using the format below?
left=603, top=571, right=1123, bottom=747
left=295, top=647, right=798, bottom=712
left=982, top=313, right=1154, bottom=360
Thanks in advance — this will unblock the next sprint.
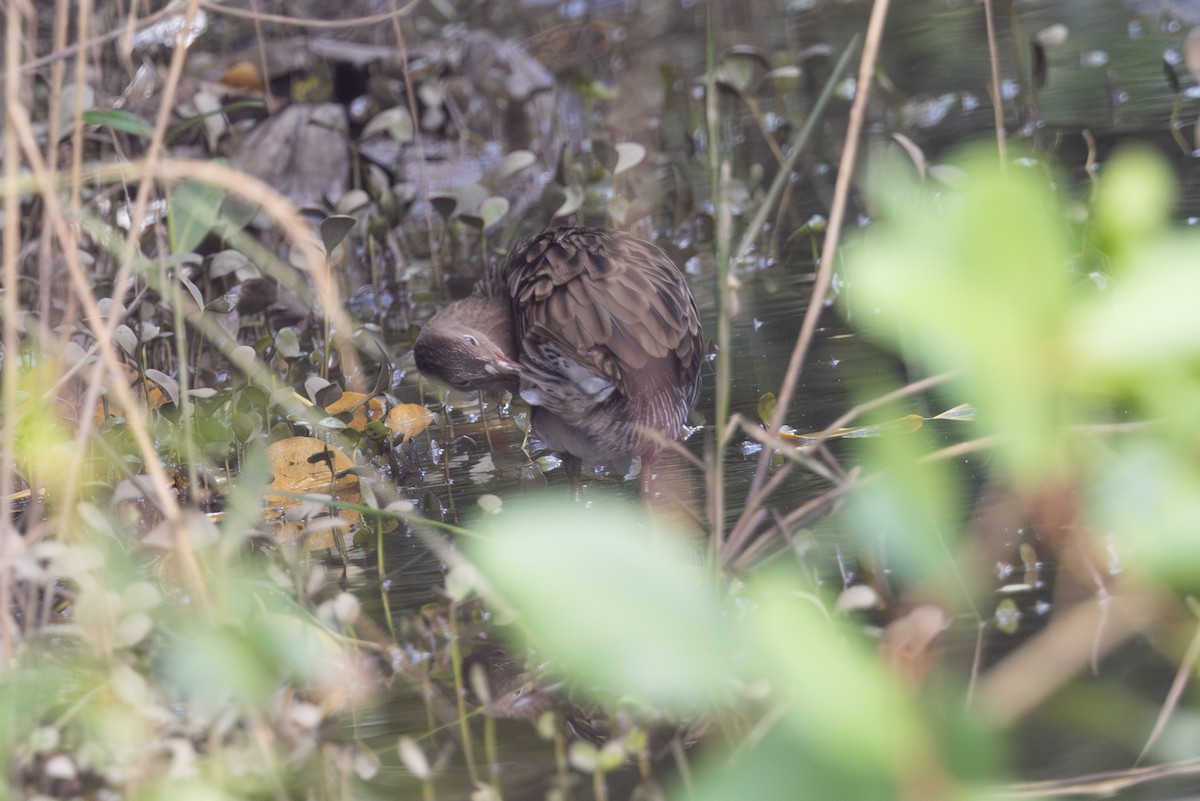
left=9, top=142, right=1200, bottom=800
left=462, top=145, right=1200, bottom=799
left=844, top=144, right=1200, bottom=585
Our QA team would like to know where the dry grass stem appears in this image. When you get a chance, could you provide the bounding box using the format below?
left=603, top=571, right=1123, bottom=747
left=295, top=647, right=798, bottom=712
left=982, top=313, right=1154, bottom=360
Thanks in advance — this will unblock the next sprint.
left=991, top=757, right=1200, bottom=799
left=0, top=0, right=31, bottom=668
left=745, top=0, right=891, bottom=511
left=983, top=0, right=1009, bottom=164
left=1136, top=615, right=1200, bottom=764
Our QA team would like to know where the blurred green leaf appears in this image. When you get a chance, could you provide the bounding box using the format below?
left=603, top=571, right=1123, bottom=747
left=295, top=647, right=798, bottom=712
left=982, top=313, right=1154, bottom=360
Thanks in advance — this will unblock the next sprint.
left=218, top=194, right=259, bottom=233
left=83, top=108, right=154, bottom=139
left=362, top=105, right=414, bottom=142
left=1090, top=439, right=1200, bottom=587
left=429, top=193, right=457, bottom=220
left=843, top=418, right=963, bottom=590
left=681, top=724, right=892, bottom=801
left=162, top=598, right=333, bottom=711
left=500, top=149, right=537, bottom=178
left=743, top=570, right=923, bottom=773
left=468, top=498, right=734, bottom=710
left=847, top=143, right=1200, bottom=594
left=168, top=179, right=225, bottom=255
left=221, top=440, right=269, bottom=541
left=274, top=327, right=301, bottom=359
left=163, top=623, right=279, bottom=707
left=844, top=146, right=1073, bottom=483
left=1071, top=236, right=1200, bottom=376
left=1089, top=146, right=1175, bottom=267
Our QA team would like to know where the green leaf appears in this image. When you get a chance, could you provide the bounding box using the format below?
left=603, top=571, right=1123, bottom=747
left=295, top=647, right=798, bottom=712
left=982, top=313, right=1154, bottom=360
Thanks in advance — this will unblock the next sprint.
left=83, top=108, right=154, bottom=139
left=320, top=215, right=356, bottom=254
left=362, top=106, right=413, bottom=142
left=1090, top=146, right=1175, bottom=267
left=684, top=724, right=891, bottom=801
left=429, top=193, right=457, bottom=221
left=479, top=196, right=509, bottom=228
left=756, top=392, right=776, bottom=426
left=1089, top=439, right=1200, bottom=587
left=499, top=150, right=537, bottom=178
left=274, top=327, right=301, bottom=359
left=843, top=145, right=1073, bottom=483
left=842, top=415, right=963, bottom=589
left=168, top=179, right=225, bottom=255
left=742, top=570, right=923, bottom=772
left=1071, top=235, right=1200, bottom=373
left=554, top=184, right=584, bottom=219
left=468, top=497, right=735, bottom=710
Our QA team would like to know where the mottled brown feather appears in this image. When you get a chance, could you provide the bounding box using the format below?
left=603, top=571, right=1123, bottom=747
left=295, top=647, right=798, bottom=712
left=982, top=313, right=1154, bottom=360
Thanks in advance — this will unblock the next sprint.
left=505, top=227, right=705, bottom=464
left=508, top=228, right=701, bottom=388
left=414, top=227, right=705, bottom=474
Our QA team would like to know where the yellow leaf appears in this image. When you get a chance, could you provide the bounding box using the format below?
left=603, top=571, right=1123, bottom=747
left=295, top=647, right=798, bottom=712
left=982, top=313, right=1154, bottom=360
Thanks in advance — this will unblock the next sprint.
left=780, top=414, right=924, bottom=444
left=264, top=436, right=360, bottom=550
left=385, top=403, right=435, bottom=440
left=324, top=391, right=385, bottom=432
left=217, top=60, right=265, bottom=92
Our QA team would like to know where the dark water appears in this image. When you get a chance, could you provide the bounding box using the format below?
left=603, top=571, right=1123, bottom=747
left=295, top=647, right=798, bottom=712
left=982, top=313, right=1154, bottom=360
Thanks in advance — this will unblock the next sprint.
left=356, top=1, right=1200, bottom=798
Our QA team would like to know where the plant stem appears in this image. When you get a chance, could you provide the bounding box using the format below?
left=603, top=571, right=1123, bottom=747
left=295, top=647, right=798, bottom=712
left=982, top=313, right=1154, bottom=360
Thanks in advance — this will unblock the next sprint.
left=0, top=0, right=27, bottom=669
left=706, top=0, right=732, bottom=557
left=746, top=0, right=891, bottom=507
left=983, top=0, right=1008, bottom=165
left=448, top=601, right=480, bottom=785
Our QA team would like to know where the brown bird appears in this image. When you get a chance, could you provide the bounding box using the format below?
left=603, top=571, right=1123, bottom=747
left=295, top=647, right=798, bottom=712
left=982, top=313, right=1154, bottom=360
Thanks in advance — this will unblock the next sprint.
left=413, top=227, right=705, bottom=489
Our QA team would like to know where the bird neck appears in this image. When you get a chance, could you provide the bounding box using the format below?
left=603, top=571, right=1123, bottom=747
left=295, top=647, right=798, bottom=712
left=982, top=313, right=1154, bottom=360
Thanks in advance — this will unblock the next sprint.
left=452, top=289, right=518, bottom=361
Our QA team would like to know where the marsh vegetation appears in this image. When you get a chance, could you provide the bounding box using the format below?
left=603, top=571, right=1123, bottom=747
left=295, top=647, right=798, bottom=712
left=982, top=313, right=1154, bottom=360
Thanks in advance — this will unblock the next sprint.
left=6, top=1, right=1200, bottom=800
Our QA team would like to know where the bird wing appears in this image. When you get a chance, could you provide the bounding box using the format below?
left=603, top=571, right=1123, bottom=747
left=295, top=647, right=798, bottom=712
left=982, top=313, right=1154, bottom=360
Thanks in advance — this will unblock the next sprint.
left=506, top=228, right=704, bottom=400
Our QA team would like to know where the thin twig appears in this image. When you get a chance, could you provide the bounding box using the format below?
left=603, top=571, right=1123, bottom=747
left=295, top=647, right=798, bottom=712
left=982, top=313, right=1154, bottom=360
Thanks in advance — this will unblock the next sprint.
left=745, top=0, right=891, bottom=509
left=69, top=0, right=92, bottom=212
left=55, top=0, right=207, bottom=529
left=38, top=0, right=70, bottom=333
left=730, top=483, right=856, bottom=572
left=104, top=0, right=202, bottom=356
left=725, top=371, right=954, bottom=565
left=0, top=0, right=33, bottom=668
left=735, top=420, right=839, bottom=483
left=1136, top=613, right=1200, bottom=764
left=17, top=3, right=177, bottom=73
left=982, top=0, right=1008, bottom=165
left=821, top=371, right=956, bottom=438
left=991, top=756, right=1200, bottom=799
left=705, top=0, right=732, bottom=558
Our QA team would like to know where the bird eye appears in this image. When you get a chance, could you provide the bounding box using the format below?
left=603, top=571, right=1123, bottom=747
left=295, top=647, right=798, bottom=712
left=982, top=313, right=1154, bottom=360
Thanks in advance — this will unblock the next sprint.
left=462, top=335, right=478, bottom=346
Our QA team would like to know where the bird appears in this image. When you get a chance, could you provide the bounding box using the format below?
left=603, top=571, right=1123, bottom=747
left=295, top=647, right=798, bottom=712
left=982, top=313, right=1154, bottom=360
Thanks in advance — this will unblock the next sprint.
left=413, top=226, right=705, bottom=491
